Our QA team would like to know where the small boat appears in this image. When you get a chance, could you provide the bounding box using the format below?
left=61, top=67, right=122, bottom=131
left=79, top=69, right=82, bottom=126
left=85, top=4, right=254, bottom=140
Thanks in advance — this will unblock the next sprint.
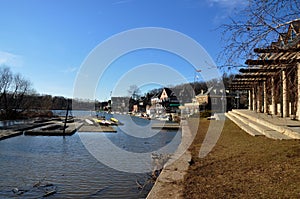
left=99, top=120, right=112, bottom=126
left=93, top=118, right=112, bottom=126
left=110, top=118, right=118, bottom=123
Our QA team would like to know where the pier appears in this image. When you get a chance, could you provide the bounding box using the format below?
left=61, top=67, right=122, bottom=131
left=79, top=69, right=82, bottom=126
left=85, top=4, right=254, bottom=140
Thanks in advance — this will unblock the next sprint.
left=0, top=130, right=23, bottom=140
left=24, top=122, right=84, bottom=136
left=78, top=125, right=116, bottom=132
left=151, top=122, right=180, bottom=130
left=0, top=116, right=121, bottom=140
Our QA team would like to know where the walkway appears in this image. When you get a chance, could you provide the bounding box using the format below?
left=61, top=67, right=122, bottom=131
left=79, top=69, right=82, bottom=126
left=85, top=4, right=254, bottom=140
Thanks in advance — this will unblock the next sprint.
left=226, top=109, right=300, bottom=140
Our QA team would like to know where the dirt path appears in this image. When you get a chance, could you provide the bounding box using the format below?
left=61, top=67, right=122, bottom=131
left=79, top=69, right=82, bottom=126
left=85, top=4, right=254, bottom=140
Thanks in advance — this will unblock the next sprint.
left=183, top=118, right=300, bottom=198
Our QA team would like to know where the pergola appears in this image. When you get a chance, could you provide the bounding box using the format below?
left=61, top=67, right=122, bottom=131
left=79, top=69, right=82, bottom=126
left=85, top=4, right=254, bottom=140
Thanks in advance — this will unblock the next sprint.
left=229, top=21, right=300, bottom=118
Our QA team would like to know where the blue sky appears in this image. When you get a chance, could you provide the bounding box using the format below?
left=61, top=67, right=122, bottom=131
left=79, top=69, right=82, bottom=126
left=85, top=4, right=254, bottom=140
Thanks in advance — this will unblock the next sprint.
left=0, top=0, right=245, bottom=101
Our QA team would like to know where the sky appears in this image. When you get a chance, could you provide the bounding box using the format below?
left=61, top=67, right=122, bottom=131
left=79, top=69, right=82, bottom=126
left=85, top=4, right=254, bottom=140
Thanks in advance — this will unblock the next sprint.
left=0, top=0, right=246, bottom=101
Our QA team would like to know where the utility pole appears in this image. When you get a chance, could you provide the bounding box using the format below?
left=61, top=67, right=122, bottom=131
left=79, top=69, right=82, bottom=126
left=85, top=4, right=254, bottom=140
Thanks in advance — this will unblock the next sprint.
left=63, top=100, right=69, bottom=134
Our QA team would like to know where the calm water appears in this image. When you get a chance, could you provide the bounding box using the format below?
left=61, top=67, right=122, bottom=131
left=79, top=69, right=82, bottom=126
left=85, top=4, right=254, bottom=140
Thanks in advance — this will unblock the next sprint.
left=0, top=112, right=181, bottom=198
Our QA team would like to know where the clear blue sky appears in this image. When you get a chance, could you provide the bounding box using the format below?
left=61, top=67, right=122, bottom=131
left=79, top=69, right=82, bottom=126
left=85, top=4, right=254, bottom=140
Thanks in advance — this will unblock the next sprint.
left=0, top=0, right=245, bottom=101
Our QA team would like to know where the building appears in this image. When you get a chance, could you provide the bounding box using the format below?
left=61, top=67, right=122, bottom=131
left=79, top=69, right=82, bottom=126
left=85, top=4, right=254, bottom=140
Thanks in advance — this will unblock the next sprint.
left=195, top=86, right=228, bottom=113
left=111, top=97, right=130, bottom=113
left=149, top=88, right=180, bottom=114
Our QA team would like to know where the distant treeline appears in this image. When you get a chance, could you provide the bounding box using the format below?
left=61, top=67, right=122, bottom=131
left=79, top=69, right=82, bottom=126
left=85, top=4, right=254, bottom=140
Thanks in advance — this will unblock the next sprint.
left=1, top=65, right=236, bottom=119
left=0, top=66, right=100, bottom=119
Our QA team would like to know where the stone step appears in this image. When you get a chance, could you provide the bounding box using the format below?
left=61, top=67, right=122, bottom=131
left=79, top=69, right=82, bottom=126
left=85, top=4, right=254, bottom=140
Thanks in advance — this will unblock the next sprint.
left=227, top=111, right=293, bottom=140
left=225, top=112, right=263, bottom=137
left=232, top=110, right=300, bottom=139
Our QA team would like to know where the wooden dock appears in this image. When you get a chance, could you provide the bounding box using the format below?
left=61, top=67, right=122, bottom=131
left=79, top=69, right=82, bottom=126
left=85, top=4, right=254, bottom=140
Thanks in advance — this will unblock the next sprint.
left=24, top=122, right=83, bottom=136
left=151, top=122, right=181, bottom=130
left=0, top=116, right=119, bottom=140
left=0, top=121, right=56, bottom=140
left=78, top=125, right=117, bottom=132
left=0, top=130, right=23, bottom=140
left=77, top=117, right=117, bottom=133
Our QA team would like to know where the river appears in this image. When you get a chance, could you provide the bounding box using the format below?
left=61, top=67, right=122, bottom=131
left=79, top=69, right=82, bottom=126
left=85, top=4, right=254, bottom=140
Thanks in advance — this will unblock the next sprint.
left=0, top=111, right=181, bottom=198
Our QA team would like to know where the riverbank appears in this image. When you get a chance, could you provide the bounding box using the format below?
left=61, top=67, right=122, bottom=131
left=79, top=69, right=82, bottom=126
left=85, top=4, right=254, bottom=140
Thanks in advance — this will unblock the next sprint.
left=184, top=118, right=300, bottom=198
left=146, top=120, right=193, bottom=199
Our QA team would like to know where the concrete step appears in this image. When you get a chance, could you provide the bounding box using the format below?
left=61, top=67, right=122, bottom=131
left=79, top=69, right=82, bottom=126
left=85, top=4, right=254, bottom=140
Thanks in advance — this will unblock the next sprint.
left=263, top=130, right=292, bottom=140
left=232, top=110, right=300, bottom=139
left=225, top=112, right=263, bottom=137
left=227, top=111, right=294, bottom=140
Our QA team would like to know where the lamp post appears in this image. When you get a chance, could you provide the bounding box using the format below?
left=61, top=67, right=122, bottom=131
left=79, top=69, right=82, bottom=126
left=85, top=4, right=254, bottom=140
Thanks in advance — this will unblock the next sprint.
left=193, top=69, right=202, bottom=96
left=193, top=69, right=201, bottom=114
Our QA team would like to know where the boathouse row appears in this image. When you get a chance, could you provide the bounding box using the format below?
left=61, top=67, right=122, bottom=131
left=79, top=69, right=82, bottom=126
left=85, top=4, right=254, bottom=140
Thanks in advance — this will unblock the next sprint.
left=229, top=19, right=300, bottom=119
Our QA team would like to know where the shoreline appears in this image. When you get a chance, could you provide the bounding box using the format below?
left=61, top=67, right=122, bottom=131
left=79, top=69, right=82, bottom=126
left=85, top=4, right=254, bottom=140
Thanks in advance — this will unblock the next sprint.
left=146, top=119, right=194, bottom=199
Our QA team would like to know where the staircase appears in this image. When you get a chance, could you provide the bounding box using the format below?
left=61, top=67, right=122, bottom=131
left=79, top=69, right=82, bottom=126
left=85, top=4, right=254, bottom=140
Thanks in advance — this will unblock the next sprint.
left=226, top=109, right=300, bottom=140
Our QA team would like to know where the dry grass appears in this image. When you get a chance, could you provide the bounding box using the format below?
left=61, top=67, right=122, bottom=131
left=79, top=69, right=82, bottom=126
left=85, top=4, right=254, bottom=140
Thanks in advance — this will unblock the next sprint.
left=183, top=118, right=300, bottom=198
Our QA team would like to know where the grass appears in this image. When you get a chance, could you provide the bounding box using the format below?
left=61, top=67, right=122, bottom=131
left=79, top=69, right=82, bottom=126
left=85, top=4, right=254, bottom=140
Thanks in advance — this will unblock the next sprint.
left=183, top=118, right=300, bottom=198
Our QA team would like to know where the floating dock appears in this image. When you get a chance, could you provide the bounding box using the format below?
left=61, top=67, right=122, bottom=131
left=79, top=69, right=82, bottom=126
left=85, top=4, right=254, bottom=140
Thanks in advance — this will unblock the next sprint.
left=78, top=125, right=117, bottom=132
left=0, top=116, right=119, bottom=140
left=151, top=122, right=181, bottom=130
left=0, top=130, right=23, bottom=140
left=24, top=122, right=84, bottom=136
left=78, top=118, right=117, bottom=132
left=0, top=121, right=56, bottom=140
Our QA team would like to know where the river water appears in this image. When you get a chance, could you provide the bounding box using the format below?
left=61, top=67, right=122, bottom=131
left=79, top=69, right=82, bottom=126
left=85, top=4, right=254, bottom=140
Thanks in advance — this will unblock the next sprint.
left=0, top=112, right=181, bottom=198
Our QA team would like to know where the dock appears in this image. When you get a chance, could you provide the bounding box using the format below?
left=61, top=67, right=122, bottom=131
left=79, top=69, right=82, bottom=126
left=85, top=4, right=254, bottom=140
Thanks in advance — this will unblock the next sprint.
left=151, top=122, right=181, bottom=130
left=78, top=118, right=117, bottom=132
left=0, top=120, right=57, bottom=140
left=78, top=117, right=117, bottom=133
left=0, top=116, right=120, bottom=140
left=78, top=125, right=117, bottom=132
left=0, top=130, right=23, bottom=140
left=24, top=122, right=84, bottom=136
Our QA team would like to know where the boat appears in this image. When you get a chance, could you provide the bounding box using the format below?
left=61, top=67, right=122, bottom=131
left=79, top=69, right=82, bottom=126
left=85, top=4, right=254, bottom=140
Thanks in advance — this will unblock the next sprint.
left=110, top=117, right=118, bottom=123
left=93, top=118, right=112, bottom=126
left=99, top=120, right=112, bottom=126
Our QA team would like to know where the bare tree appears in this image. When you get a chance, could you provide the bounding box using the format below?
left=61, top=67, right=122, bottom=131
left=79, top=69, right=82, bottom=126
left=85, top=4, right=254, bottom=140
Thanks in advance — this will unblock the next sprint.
left=127, top=85, right=141, bottom=100
left=219, top=0, right=300, bottom=70
left=0, top=66, right=34, bottom=119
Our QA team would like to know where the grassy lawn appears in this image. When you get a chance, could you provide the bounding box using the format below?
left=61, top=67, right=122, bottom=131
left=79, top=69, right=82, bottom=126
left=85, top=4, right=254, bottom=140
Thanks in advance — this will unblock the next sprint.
left=183, top=118, right=300, bottom=198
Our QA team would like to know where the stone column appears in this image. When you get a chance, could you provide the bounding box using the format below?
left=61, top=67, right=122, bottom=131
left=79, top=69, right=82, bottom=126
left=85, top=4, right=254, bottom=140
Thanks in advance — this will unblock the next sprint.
left=248, top=89, right=252, bottom=110
left=263, top=81, right=268, bottom=113
left=282, top=69, right=289, bottom=117
left=297, top=63, right=300, bottom=119
left=252, top=87, right=256, bottom=111
left=257, top=83, right=262, bottom=113
left=271, top=76, right=276, bottom=115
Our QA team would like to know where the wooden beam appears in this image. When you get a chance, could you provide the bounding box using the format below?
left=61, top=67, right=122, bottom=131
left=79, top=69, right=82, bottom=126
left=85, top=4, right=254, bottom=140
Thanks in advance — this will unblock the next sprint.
left=232, top=78, right=266, bottom=82
left=245, top=59, right=300, bottom=65
left=235, top=74, right=270, bottom=79
left=228, top=87, right=252, bottom=90
left=239, top=68, right=279, bottom=73
left=254, top=47, right=300, bottom=53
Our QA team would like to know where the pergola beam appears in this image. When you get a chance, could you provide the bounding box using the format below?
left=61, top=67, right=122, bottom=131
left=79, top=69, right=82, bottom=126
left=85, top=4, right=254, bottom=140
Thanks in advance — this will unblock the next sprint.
left=235, top=74, right=270, bottom=79
left=228, top=87, right=252, bottom=90
left=232, top=78, right=266, bottom=82
left=245, top=59, right=300, bottom=65
left=239, top=68, right=279, bottom=73
left=254, top=47, right=300, bottom=53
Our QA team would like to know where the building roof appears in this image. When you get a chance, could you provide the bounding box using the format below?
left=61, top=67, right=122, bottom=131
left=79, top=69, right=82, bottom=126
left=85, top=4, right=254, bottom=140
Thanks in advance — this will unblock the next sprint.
left=196, top=86, right=225, bottom=97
